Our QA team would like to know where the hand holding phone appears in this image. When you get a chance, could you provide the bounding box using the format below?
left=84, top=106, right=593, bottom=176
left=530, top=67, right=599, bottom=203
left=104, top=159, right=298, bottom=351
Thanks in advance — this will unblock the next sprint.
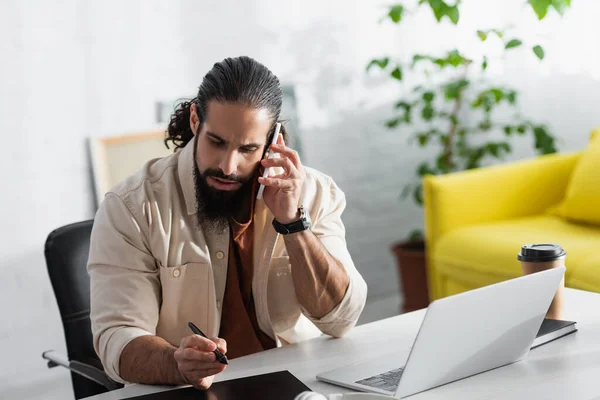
left=256, top=122, right=282, bottom=200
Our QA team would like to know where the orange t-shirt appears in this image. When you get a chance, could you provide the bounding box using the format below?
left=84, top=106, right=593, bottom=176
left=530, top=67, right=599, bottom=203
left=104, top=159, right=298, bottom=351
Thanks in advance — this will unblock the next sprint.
left=218, top=183, right=276, bottom=359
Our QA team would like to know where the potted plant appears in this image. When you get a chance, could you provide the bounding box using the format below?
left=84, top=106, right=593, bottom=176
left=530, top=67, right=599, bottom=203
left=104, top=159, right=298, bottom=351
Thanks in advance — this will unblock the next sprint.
left=368, top=0, right=571, bottom=313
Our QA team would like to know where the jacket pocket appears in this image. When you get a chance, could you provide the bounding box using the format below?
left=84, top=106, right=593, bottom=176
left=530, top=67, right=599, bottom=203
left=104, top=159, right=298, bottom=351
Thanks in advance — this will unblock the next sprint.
left=268, top=257, right=301, bottom=331
left=157, top=262, right=212, bottom=345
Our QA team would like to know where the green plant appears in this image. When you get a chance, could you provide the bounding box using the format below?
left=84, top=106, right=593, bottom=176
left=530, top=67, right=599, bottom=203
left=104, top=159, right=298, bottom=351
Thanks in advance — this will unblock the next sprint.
left=368, top=0, right=571, bottom=240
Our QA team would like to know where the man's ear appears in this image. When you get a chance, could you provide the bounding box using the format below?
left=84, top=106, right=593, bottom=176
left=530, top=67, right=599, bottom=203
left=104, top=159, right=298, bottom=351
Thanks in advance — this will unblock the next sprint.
left=189, top=103, right=200, bottom=136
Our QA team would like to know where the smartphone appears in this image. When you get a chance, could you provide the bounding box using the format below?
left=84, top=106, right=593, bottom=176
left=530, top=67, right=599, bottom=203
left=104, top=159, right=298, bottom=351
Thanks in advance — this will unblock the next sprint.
left=256, top=122, right=282, bottom=200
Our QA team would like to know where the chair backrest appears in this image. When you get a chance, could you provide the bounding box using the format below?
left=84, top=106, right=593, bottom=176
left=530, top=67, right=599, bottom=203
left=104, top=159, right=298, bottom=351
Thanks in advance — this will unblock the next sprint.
left=44, top=220, right=122, bottom=399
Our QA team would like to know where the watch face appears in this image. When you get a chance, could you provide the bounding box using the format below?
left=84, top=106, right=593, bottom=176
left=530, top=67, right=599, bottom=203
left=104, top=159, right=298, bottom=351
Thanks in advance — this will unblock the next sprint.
left=300, top=206, right=311, bottom=225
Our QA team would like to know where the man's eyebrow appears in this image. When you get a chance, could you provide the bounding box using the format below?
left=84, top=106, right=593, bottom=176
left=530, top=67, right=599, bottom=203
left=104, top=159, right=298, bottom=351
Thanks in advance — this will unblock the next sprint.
left=206, top=131, right=263, bottom=148
left=206, top=131, right=225, bottom=142
left=241, top=142, right=262, bottom=148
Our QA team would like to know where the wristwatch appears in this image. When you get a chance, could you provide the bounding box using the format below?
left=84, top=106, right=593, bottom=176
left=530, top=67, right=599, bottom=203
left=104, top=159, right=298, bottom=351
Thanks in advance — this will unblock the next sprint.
left=272, top=206, right=312, bottom=235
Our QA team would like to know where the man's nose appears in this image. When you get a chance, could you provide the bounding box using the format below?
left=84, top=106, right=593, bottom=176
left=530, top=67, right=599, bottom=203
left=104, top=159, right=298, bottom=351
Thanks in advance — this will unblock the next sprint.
left=218, top=152, right=238, bottom=177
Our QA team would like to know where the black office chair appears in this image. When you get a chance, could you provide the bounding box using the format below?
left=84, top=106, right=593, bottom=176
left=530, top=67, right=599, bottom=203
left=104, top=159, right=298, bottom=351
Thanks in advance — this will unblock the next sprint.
left=42, top=220, right=123, bottom=399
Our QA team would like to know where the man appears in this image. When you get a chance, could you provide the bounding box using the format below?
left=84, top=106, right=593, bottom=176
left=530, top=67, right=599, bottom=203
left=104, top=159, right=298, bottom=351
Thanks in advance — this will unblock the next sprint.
left=88, top=56, right=367, bottom=390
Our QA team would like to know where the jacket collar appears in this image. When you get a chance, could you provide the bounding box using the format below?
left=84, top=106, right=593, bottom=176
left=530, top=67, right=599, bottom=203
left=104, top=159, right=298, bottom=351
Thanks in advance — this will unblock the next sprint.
left=177, top=139, right=198, bottom=216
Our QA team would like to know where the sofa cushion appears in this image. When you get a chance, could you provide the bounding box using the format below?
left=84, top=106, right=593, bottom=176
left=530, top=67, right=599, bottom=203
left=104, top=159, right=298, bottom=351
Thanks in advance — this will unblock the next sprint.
left=433, top=215, right=600, bottom=287
left=548, top=128, right=600, bottom=225
left=568, top=255, right=600, bottom=293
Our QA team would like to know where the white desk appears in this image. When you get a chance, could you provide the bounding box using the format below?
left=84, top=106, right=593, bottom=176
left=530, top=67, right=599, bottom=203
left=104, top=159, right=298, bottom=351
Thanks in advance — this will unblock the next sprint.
left=85, top=288, right=600, bottom=399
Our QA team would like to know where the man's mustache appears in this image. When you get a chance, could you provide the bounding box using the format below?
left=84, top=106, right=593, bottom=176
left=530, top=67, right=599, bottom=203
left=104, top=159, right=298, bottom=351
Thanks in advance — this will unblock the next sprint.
left=203, top=168, right=246, bottom=183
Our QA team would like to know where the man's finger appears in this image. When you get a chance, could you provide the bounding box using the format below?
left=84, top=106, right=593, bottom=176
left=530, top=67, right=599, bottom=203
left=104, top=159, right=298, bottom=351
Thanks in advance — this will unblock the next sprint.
left=182, top=347, right=217, bottom=363
left=178, top=360, right=225, bottom=374
left=269, top=143, right=301, bottom=169
left=276, top=131, right=285, bottom=145
left=261, top=157, right=297, bottom=177
left=261, top=173, right=286, bottom=181
left=211, top=337, right=227, bottom=354
left=174, top=347, right=215, bottom=363
left=180, top=334, right=217, bottom=352
left=199, top=365, right=227, bottom=376
left=204, top=368, right=225, bottom=377
left=258, top=176, right=296, bottom=190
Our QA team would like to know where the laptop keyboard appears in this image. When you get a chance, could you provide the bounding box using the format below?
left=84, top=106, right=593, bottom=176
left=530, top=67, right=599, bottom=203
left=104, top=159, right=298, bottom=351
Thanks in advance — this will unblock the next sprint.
left=355, top=367, right=404, bottom=393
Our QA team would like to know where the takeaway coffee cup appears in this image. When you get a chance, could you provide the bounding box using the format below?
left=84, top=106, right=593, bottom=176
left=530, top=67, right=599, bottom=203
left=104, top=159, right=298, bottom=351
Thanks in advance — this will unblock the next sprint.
left=518, top=243, right=566, bottom=319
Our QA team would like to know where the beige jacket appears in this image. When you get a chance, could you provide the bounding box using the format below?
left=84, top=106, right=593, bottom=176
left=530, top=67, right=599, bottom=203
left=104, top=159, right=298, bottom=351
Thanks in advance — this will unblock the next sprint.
left=87, top=139, right=368, bottom=383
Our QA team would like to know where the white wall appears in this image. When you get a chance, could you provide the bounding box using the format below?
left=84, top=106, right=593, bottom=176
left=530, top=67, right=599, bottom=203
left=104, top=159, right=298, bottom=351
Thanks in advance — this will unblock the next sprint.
left=1, top=0, right=599, bottom=398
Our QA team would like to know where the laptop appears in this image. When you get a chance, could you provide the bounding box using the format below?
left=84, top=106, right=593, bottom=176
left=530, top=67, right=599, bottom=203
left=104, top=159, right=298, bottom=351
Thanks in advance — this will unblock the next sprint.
left=317, top=267, right=566, bottom=398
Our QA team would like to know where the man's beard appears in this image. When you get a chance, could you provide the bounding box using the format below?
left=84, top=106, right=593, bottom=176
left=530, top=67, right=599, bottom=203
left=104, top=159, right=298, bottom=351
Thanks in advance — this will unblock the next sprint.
left=193, top=163, right=254, bottom=232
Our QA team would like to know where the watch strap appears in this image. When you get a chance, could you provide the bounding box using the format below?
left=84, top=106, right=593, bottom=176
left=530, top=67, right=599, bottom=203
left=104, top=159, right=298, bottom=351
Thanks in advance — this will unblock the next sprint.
left=272, top=206, right=311, bottom=234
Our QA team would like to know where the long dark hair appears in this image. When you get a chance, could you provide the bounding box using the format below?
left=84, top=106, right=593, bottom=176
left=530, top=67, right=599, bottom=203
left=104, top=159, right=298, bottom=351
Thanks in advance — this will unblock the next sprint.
left=165, top=56, right=288, bottom=151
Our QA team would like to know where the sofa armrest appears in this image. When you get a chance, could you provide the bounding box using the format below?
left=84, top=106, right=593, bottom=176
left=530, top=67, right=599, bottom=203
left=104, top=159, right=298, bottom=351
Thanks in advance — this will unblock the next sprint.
left=423, top=152, right=581, bottom=250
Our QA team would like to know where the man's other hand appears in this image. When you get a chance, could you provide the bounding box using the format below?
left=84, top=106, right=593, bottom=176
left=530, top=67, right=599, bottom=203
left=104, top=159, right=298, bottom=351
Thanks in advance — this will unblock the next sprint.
left=174, top=334, right=228, bottom=389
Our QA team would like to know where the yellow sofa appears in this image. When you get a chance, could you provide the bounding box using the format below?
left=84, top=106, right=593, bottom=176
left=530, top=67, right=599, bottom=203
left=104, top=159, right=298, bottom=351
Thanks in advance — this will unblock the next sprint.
left=423, top=128, right=600, bottom=300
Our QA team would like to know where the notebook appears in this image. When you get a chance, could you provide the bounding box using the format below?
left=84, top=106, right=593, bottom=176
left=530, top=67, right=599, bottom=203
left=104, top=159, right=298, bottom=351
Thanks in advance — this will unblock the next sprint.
left=532, top=318, right=577, bottom=349
left=125, top=370, right=310, bottom=400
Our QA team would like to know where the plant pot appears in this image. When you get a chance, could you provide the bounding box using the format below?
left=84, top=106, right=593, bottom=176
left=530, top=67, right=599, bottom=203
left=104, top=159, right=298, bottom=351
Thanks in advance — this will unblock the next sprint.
left=391, top=240, right=429, bottom=313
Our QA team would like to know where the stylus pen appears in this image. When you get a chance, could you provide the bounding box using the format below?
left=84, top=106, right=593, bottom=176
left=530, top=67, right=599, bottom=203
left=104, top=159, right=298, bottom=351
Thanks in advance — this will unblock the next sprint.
left=188, top=322, right=229, bottom=365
